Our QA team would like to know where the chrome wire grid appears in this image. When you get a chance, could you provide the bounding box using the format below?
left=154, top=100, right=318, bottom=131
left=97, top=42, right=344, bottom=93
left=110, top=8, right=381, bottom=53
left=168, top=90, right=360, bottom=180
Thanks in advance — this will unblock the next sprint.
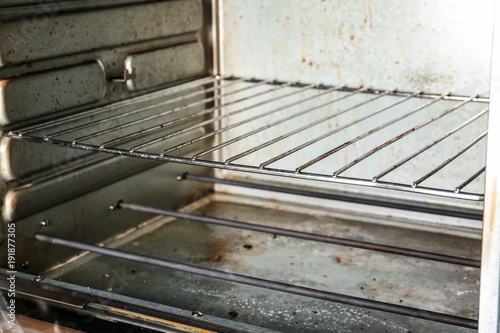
left=6, top=76, right=489, bottom=200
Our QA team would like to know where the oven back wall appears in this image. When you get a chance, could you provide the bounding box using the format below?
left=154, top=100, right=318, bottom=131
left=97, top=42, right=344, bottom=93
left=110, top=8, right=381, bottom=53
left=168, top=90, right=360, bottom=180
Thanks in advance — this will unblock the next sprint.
left=216, top=0, right=491, bottom=231
left=220, top=0, right=494, bottom=95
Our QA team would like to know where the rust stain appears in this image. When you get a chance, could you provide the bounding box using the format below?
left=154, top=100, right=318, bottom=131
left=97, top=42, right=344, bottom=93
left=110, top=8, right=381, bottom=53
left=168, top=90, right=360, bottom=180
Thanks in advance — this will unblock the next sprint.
left=484, top=178, right=498, bottom=237
left=368, top=0, right=373, bottom=27
left=350, top=34, right=355, bottom=41
left=108, top=307, right=217, bottom=333
left=0, top=79, right=10, bottom=88
left=403, top=287, right=416, bottom=298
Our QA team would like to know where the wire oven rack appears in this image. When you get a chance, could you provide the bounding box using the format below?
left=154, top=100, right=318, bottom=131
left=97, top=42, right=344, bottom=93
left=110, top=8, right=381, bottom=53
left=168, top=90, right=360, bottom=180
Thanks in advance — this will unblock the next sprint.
left=8, top=75, right=487, bottom=330
left=5, top=76, right=489, bottom=201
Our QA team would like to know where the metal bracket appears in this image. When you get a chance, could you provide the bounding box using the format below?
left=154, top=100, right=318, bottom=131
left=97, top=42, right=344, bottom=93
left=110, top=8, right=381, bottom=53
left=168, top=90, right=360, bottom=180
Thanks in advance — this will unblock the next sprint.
left=111, top=67, right=136, bottom=82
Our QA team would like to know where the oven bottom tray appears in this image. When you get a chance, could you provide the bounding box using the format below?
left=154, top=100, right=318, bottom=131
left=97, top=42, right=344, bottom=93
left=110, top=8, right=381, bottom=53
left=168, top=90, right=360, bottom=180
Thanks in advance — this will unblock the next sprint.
left=43, top=194, right=480, bottom=333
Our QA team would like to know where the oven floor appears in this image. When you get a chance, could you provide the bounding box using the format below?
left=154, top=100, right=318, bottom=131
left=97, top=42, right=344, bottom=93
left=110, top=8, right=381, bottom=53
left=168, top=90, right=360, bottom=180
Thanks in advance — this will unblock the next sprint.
left=50, top=194, right=480, bottom=333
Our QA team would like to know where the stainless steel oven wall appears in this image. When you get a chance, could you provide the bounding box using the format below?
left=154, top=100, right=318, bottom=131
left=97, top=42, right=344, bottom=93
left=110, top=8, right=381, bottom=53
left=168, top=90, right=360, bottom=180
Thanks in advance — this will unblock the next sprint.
left=0, top=0, right=214, bottom=271
left=216, top=0, right=493, bottom=233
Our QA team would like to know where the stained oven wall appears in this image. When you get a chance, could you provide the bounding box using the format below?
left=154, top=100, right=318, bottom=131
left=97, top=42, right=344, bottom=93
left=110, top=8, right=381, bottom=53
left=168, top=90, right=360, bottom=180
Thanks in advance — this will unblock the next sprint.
left=0, top=0, right=214, bottom=273
left=215, top=0, right=494, bottom=235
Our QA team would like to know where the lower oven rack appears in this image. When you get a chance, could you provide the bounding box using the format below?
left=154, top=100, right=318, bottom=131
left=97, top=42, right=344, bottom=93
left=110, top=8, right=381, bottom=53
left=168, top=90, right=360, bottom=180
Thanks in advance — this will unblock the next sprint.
left=5, top=75, right=488, bottom=200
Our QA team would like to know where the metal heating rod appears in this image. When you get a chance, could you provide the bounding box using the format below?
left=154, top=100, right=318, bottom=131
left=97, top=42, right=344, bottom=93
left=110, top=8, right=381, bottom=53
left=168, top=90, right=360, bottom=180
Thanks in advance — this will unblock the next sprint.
left=177, top=173, right=483, bottom=220
left=34, top=233, right=478, bottom=329
left=116, top=201, right=481, bottom=268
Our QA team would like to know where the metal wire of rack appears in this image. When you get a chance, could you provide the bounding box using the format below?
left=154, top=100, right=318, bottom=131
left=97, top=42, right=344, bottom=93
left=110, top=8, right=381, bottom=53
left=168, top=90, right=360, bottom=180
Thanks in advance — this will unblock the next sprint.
left=6, top=76, right=489, bottom=201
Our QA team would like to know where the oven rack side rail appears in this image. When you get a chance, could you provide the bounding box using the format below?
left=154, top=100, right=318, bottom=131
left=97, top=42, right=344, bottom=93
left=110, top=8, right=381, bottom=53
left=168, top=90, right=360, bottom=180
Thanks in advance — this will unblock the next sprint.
left=3, top=76, right=489, bottom=201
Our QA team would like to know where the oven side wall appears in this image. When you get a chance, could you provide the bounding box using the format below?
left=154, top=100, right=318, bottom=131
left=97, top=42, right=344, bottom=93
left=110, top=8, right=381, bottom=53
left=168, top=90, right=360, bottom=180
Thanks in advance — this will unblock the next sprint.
left=0, top=0, right=215, bottom=273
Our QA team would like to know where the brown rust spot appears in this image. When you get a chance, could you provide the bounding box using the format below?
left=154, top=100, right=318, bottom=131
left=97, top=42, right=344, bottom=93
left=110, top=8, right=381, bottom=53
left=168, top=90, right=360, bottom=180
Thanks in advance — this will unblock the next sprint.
left=0, top=79, right=10, bottom=88
left=334, top=256, right=341, bottom=263
left=350, top=34, right=355, bottom=41
left=308, top=60, right=313, bottom=66
left=107, top=307, right=217, bottom=333
left=484, top=179, right=498, bottom=235
left=483, top=179, right=498, bottom=267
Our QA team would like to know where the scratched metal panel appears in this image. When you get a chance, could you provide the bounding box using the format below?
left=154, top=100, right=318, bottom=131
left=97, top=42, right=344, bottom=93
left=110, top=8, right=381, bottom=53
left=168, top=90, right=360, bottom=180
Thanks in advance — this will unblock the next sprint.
left=126, top=42, right=206, bottom=91
left=0, top=61, right=106, bottom=124
left=0, top=0, right=202, bottom=66
left=221, top=0, right=494, bottom=96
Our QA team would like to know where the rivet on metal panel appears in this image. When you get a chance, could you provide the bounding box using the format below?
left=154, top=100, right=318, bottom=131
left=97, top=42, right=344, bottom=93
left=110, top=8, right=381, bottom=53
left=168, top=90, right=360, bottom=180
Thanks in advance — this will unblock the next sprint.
left=176, top=173, right=188, bottom=181
left=109, top=200, right=123, bottom=210
left=34, top=275, right=44, bottom=282
left=40, top=220, right=49, bottom=226
left=192, top=311, right=203, bottom=317
left=111, top=68, right=136, bottom=83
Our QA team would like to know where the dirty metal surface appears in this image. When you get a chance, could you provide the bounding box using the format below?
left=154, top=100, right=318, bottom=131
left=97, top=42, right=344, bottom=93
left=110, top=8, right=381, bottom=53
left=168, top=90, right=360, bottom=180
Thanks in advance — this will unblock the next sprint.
left=52, top=195, right=480, bottom=332
left=221, top=0, right=494, bottom=96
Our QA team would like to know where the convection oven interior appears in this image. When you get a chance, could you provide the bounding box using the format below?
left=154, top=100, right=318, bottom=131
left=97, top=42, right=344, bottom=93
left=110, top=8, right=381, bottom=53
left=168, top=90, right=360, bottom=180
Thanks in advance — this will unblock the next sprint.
left=0, top=1, right=498, bottom=332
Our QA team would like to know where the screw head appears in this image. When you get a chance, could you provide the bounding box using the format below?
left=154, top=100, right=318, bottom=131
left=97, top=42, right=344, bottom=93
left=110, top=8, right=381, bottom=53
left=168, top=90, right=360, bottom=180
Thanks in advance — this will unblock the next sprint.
left=40, top=220, right=49, bottom=226
left=192, top=311, right=203, bottom=317
left=34, top=276, right=44, bottom=282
